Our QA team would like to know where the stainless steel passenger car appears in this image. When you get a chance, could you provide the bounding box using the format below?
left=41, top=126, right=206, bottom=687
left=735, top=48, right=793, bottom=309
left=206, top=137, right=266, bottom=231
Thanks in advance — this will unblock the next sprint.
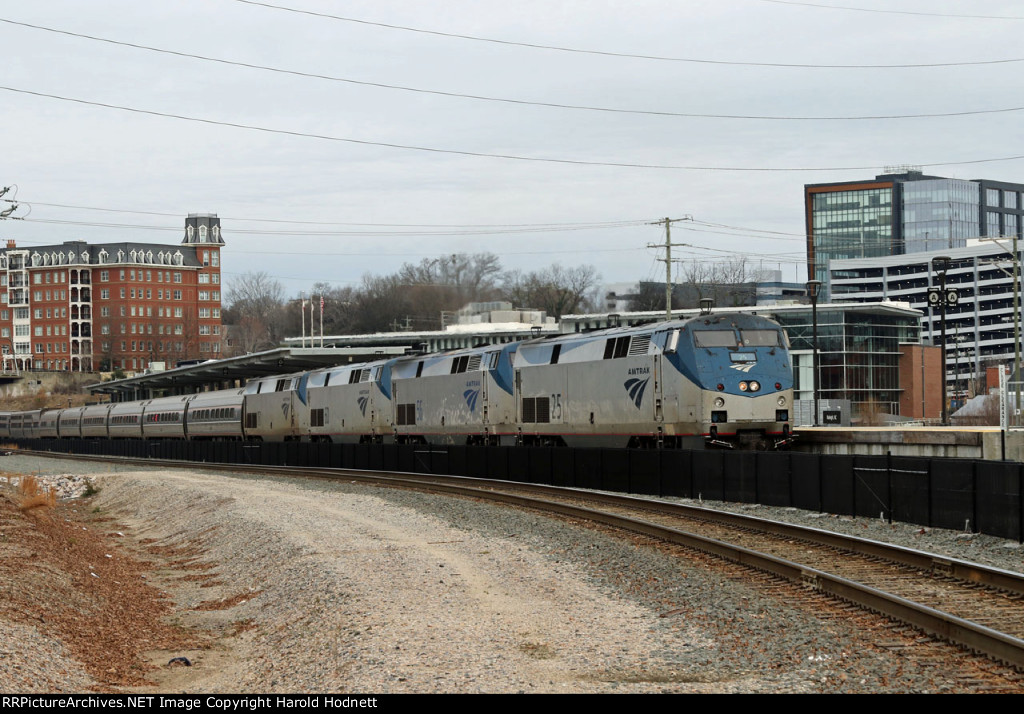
left=107, top=401, right=145, bottom=439
left=184, top=388, right=245, bottom=440
left=57, top=406, right=86, bottom=438
left=81, top=403, right=113, bottom=438
left=37, top=409, right=60, bottom=439
left=139, top=395, right=191, bottom=439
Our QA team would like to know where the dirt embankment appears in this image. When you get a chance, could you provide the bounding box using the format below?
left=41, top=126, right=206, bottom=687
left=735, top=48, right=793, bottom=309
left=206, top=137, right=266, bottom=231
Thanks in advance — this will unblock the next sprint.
left=0, top=477, right=206, bottom=692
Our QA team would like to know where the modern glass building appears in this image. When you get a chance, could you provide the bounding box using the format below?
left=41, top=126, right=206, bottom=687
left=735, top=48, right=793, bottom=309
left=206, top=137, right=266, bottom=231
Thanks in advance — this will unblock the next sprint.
left=805, top=169, right=1024, bottom=298
left=772, top=304, right=920, bottom=417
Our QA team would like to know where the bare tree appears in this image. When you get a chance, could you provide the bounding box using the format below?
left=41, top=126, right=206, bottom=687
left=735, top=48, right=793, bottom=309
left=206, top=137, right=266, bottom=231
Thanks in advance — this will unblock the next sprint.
left=224, top=271, right=287, bottom=353
left=500, top=264, right=601, bottom=318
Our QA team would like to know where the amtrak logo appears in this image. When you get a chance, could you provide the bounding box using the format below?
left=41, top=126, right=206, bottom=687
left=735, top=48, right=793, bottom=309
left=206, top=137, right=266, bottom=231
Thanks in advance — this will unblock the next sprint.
left=624, top=377, right=649, bottom=409
left=280, top=402, right=290, bottom=417
left=357, top=396, right=369, bottom=417
left=463, top=388, right=480, bottom=412
left=730, top=363, right=756, bottom=373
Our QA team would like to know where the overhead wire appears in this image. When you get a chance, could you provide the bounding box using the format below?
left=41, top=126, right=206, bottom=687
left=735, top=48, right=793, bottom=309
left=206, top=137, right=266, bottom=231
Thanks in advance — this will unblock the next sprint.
left=232, top=0, right=1023, bottom=67
left=2, top=17, right=1021, bottom=120
left=13, top=215, right=650, bottom=237
left=5, top=85, right=1024, bottom=172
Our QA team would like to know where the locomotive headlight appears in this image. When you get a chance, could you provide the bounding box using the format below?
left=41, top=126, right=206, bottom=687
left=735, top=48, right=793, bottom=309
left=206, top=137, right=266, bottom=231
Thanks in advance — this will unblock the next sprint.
left=748, top=381, right=761, bottom=392
left=739, top=382, right=748, bottom=391
left=777, top=395, right=787, bottom=407
left=714, top=396, right=725, bottom=408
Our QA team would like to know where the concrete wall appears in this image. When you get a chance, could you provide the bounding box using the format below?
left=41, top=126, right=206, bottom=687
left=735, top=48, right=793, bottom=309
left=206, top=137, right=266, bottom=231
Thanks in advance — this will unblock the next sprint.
left=794, top=426, right=1024, bottom=461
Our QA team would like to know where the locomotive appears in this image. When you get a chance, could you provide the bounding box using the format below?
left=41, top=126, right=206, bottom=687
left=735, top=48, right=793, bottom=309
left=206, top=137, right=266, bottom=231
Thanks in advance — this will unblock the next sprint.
left=0, top=312, right=795, bottom=450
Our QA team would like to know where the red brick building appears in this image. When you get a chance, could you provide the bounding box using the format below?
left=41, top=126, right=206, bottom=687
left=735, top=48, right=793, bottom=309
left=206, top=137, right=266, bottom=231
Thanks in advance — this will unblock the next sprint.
left=898, top=343, right=943, bottom=420
left=0, top=214, right=223, bottom=373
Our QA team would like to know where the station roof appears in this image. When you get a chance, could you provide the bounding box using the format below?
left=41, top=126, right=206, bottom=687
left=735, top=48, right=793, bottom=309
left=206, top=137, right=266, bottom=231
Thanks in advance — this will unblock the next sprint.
left=87, top=346, right=409, bottom=401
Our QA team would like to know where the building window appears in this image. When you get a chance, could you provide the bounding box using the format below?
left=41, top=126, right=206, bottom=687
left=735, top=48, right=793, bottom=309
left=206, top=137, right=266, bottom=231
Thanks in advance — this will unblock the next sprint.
left=173, top=290, right=182, bottom=300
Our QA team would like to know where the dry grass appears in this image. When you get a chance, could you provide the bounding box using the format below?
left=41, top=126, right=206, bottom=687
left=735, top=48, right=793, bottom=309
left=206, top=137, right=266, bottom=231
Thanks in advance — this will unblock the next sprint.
left=15, top=474, right=57, bottom=512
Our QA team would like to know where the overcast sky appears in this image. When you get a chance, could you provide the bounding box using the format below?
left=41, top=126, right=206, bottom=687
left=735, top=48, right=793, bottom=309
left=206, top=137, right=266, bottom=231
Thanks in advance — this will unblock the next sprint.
left=4, top=0, right=1024, bottom=298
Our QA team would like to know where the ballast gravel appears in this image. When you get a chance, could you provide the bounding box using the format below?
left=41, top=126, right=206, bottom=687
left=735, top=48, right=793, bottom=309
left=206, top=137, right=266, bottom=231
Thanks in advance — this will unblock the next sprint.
left=2, top=453, right=1023, bottom=694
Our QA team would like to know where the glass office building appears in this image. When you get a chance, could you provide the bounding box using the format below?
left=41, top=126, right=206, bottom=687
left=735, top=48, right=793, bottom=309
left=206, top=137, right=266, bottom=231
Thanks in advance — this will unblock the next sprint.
left=808, top=184, right=895, bottom=287
left=805, top=170, right=1024, bottom=299
left=902, top=178, right=980, bottom=253
left=773, top=306, right=920, bottom=417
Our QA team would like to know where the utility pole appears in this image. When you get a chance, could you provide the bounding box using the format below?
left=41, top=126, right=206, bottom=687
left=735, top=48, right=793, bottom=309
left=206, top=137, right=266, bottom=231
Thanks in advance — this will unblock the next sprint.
left=646, top=216, right=692, bottom=320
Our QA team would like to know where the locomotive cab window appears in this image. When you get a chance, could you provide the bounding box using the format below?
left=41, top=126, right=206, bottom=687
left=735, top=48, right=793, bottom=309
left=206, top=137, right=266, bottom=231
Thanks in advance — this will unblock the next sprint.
left=693, top=330, right=738, bottom=348
left=739, top=329, right=782, bottom=347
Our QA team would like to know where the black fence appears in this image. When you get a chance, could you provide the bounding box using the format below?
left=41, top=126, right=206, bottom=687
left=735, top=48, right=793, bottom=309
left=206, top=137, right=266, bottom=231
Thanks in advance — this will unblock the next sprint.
left=17, top=439, right=1024, bottom=543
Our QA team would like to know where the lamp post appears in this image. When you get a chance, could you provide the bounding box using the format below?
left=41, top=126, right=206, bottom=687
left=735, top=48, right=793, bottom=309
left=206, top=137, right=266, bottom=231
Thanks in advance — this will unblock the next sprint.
left=806, top=280, right=822, bottom=426
left=932, top=256, right=951, bottom=425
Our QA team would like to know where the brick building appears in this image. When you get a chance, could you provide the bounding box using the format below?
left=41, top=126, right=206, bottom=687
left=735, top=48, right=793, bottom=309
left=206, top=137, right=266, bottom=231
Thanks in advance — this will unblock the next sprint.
left=0, top=213, right=224, bottom=373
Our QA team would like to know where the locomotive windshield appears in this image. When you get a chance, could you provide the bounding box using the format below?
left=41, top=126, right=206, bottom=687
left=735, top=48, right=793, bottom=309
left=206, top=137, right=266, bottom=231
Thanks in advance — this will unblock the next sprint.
left=693, top=330, right=738, bottom=348
left=739, top=329, right=783, bottom=347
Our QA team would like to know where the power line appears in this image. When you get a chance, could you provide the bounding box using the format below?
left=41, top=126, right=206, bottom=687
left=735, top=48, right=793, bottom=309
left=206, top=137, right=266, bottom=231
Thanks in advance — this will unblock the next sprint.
left=6, top=85, right=1024, bottom=172
left=14, top=216, right=649, bottom=237
left=1, top=197, right=649, bottom=229
left=231, top=0, right=1023, bottom=67
left=5, top=17, right=1023, bottom=120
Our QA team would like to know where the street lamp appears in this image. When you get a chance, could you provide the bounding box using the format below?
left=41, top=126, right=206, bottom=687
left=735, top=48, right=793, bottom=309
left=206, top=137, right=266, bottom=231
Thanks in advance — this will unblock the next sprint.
left=806, top=280, right=822, bottom=427
left=932, top=256, right=951, bottom=425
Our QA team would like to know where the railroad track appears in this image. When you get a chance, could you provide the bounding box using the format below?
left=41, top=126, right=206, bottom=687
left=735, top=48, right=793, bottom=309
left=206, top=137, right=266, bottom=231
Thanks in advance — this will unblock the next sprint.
left=23, top=449, right=1024, bottom=678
